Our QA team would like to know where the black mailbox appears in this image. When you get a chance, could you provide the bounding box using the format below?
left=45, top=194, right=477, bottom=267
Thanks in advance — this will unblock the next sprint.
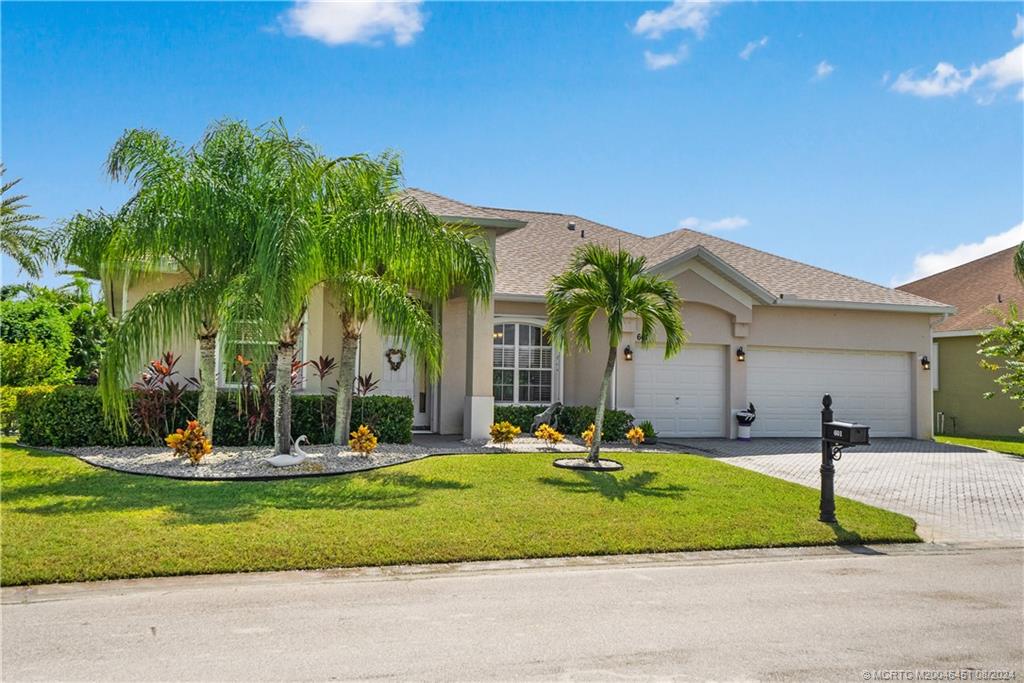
left=822, top=421, right=870, bottom=446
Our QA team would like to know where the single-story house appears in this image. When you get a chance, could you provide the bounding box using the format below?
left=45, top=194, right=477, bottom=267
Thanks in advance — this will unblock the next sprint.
left=899, top=246, right=1023, bottom=436
left=113, top=189, right=952, bottom=440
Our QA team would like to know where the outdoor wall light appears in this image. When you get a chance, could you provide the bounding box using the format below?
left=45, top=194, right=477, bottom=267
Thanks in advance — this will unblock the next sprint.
left=921, top=355, right=931, bottom=370
left=736, top=347, right=746, bottom=362
left=623, top=345, right=634, bottom=361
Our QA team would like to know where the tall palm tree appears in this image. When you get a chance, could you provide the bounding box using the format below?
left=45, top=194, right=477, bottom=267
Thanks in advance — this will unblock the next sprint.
left=63, top=120, right=301, bottom=439
left=318, top=154, right=493, bottom=445
left=546, top=244, right=686, bottom=462
left=1, top=164, right=47, bottom=278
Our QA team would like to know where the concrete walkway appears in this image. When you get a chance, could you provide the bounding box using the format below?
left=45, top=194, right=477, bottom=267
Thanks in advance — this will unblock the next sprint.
left=3, top=545, right=1021, bottom=681
left=665, top=438, right=1024, bottom=543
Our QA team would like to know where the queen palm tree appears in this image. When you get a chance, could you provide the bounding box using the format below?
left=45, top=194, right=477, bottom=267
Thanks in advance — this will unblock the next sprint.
left=63, top=120, right=306, bottom=439
left=546, top=244, right=686, bottom=462
left=1, top=164, right=47, bottom=278
left=319, top=154, right=493, bottom=444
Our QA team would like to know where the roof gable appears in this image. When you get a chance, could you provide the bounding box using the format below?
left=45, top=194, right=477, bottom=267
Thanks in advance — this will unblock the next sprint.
left=412, top=190, right=952, bottom=312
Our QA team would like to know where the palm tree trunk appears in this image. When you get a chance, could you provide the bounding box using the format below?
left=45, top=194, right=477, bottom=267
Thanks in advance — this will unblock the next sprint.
left=589, top=345, right=617, bottom=462
left=273, top=342, right=294, bottom=455
left=333, top=332, right=359, bottom=445
left=197, top=333, right=217, bottom=439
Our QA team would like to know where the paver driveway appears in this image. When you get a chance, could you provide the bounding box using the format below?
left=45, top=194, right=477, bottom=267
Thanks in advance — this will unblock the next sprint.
left=664, top=438, right=1023, bottom=543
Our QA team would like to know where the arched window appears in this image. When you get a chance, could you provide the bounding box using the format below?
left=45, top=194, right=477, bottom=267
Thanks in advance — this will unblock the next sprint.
left=493, top=322, right=554, bottom=404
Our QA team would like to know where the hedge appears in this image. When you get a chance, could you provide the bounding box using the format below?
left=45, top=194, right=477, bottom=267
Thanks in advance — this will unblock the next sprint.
left=15, top=385, right=413, bottom=447
left=493, top=403, right=634, bottom=441
left=0, top=385, right=54, bottom=435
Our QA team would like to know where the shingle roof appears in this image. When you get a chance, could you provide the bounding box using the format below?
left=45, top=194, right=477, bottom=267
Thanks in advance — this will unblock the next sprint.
left=411, top=189, right=949, bottom=310
left=898, top=246, right=1021, bottom=332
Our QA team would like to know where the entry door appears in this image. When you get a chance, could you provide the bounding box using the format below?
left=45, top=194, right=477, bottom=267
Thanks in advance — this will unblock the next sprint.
left=632, top=344, right=727, bottom=437
left=378, top=338, right=429, bottom=428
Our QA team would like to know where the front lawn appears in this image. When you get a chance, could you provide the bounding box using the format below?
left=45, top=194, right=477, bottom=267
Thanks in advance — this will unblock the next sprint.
left=0, top=444, right=919, bottom=585
left=936, top=435, right=1024, bottom=456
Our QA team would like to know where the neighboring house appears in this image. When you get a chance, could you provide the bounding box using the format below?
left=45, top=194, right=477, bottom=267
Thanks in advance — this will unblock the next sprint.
left=112, top=189, right=951, bottom=440
left=899, top=246, right=1023, bottom=436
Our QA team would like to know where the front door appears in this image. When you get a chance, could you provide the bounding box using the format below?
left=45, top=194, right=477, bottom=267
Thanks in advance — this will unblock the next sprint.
left=378, top=338, right=430, bottom=429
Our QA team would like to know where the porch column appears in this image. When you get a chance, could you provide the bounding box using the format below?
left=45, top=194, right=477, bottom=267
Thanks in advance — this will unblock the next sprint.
left=464, top=295, right=495, bottom=440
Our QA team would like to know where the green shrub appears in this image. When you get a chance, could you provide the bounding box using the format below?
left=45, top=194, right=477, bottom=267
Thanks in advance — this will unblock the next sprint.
left=0, top=298, right=73, bottom=351
left=0, top=385, right=52, bottom=434
left=492, top=403, right=634, bottom=441
left=15, top=386, right=413, bottom=447
left=0, top=341, right=73, bottom=386
left=558, top=405, right=634, bottom=441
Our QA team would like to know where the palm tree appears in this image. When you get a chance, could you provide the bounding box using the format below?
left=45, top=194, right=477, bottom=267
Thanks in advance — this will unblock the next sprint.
left=1015, top=242, right=1024, bottom=284
left=318, top=154, right=493, bottom=445
left=546, top=244, right=686, bottom=462
left=1, top=164, right=47, bottom=278
left=62, top=121, right=299, bottom=439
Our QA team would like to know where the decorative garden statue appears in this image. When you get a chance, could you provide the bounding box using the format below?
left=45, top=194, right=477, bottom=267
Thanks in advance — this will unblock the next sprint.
left=531, top=402, right=563, bottom=432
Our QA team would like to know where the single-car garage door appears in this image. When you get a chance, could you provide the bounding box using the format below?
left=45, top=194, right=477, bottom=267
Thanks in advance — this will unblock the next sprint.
left=633, top=344, right=727, bottom=437
left=747, top=347, right=911, bottom=437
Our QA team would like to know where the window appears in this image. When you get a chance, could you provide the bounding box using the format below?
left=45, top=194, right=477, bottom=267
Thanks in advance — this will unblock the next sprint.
left=493, top=322, right=553, bottom=404
left=217, top=318, right=307, bottom=388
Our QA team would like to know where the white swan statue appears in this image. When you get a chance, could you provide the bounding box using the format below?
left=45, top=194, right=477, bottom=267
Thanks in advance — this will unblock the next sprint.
left=265, top=435, right=310, bottom=468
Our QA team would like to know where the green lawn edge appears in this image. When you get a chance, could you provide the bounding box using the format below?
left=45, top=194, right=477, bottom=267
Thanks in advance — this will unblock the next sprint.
left=1, top=443, right=920, bottom=586
left=936, top=435, right=1024, bottom=457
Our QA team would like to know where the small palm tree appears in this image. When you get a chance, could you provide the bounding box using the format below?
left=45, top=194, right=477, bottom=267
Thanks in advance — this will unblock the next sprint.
left=319, top=154, right=493, bottom=445
left=1, top=164, right=47, bottom=278
left=546, top=244, right=686, bottom=462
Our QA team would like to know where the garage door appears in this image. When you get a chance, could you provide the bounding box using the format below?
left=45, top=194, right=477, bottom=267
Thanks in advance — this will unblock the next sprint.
left=633, top=344, right=727, bottom=437
left=747, top=347, right=911, bottom=437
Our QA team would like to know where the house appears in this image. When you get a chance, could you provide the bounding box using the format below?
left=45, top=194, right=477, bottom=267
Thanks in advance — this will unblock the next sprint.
left=899, top=246, right=1023, bottom=436
left=113, top=189, right=952, bottom=441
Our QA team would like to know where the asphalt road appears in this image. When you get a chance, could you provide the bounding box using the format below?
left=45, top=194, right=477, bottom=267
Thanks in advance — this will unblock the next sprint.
left=3, top=544, right=1022, bottom=681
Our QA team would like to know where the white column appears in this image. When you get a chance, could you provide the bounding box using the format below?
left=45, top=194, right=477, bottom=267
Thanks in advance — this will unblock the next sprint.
left=463, top=295, right=495, bottom=440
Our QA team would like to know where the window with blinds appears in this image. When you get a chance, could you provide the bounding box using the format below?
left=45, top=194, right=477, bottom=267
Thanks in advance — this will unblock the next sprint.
left=493, top=322, right=553, bottom=404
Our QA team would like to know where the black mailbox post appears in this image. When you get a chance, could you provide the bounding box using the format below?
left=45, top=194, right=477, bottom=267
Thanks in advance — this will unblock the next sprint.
left=819, top=395, right=870, bottom=523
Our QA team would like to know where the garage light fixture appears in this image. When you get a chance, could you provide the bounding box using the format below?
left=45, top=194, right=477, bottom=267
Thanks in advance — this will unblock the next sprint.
left=623, top=345, right=633, bottom=361
left=921, top=355, right=931, bottom=370
left=736, top=347, right=746, bottom=362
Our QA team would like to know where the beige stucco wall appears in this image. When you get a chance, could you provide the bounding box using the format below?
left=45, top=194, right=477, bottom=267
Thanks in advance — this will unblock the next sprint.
left=118, top=254, right=935, bottom=439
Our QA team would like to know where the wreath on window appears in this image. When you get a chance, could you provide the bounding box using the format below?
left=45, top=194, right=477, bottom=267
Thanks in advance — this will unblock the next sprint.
left=385, top=348, right=406, bottom=371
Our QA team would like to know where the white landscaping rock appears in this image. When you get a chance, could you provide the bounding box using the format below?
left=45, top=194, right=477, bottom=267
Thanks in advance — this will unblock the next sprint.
left=60, top=436, right=672, bottom=480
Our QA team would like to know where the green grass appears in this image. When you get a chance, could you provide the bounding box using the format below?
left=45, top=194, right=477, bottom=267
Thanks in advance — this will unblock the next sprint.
left=936, top=435, right=1024, bottom=456
left=0, top=443, right=919, bottom=585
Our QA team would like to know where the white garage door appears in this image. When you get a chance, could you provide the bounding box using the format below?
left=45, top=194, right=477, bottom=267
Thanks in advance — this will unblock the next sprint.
left=633, top=344, right=727, bottom=437
left=747, top=347, right=911, bottom=437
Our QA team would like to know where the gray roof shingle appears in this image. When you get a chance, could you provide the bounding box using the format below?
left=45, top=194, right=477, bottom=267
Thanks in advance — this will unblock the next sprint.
left=411, top=189, right=949, bottom=310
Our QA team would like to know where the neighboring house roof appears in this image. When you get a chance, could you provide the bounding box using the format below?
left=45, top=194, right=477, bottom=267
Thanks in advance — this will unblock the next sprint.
left=898, top=246, right=1022, bottom=333
left=408, top=188, right=950, bottom=312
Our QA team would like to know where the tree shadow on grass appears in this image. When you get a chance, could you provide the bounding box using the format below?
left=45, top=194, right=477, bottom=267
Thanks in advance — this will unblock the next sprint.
left=537, top=470, right=689, bottom=502
left=2, top=468, right=471, bottom=526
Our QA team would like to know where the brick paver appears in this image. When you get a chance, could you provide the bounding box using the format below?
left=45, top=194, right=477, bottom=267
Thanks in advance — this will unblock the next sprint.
left=663, top=438, right=1024, bottom=543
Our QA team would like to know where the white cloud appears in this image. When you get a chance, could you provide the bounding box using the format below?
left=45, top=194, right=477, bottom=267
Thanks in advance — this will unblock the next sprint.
left=812, top=60, right=835, bottom=81
left=739, top=36, right=768, bottom=60
left=678, top=215, right=750, bottom=232
left=891, top=42, right=1024, bottom=104
left=644, top=43, right=690, bottom=70
left=1013, top=13, right=1023, bottom=39
left=898, top=222, right=1024, bottom=284
left=633, top=1, right=720, bottom=40
left=280, top=1, right=424, bottom=47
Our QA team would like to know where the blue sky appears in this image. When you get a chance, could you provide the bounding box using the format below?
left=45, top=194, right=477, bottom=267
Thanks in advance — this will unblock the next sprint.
left=3, top=1, right=1022, bottom=289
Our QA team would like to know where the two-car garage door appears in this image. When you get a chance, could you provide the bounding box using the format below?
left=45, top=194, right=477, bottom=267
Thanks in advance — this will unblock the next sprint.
left=632, top=344, right=912, bottom=438
left=746, top=347, right=911, bottom=437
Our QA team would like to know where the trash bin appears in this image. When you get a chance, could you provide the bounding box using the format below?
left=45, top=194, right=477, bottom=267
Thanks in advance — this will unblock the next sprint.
left=735, top=403, right=756, bottom=441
